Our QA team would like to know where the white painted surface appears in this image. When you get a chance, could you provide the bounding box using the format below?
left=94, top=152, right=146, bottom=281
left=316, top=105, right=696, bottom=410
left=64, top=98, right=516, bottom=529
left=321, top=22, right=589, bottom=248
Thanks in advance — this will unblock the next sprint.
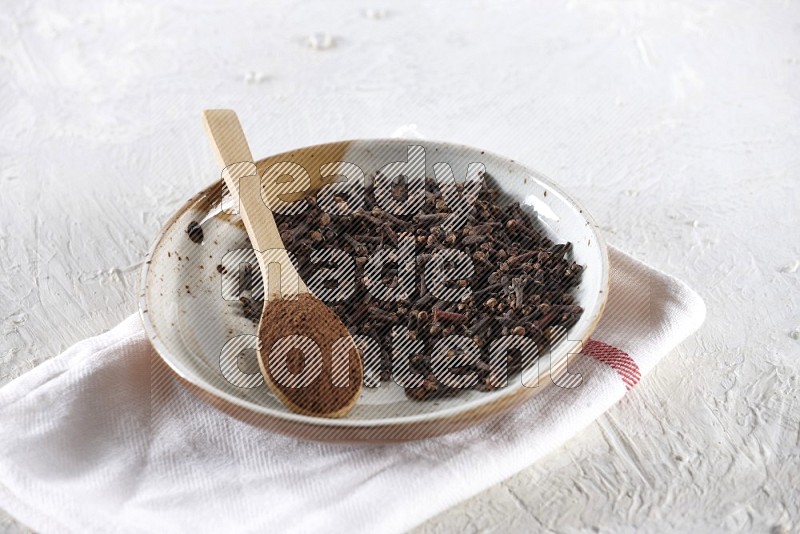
left=0, top=0, right=798, bottom=532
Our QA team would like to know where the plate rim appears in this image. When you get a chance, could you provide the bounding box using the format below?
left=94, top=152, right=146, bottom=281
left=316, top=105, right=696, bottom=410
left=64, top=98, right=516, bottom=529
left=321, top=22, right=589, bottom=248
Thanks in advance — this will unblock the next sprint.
left=138, top=137, right=609, bottom=432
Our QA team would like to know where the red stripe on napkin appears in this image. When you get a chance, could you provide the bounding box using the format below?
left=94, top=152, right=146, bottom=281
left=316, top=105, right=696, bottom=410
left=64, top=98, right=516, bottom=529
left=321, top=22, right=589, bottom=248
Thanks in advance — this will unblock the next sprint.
left=583, top=339, right=641, bottom=390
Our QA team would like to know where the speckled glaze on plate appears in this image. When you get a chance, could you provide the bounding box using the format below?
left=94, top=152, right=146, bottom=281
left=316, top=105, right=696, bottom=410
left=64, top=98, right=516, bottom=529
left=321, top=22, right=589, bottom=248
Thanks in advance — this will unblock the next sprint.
left=138, top=139, right=609, bottom=442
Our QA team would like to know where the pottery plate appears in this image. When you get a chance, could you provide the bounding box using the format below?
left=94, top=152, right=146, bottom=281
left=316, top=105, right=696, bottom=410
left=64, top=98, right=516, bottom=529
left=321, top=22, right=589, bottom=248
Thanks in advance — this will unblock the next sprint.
left=138, top=139, right=608, bottom=442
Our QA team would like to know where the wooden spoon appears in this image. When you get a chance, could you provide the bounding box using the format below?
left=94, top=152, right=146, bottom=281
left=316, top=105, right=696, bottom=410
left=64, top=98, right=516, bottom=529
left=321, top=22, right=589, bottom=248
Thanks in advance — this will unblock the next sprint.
left=202, top=109, right=362, bottom=418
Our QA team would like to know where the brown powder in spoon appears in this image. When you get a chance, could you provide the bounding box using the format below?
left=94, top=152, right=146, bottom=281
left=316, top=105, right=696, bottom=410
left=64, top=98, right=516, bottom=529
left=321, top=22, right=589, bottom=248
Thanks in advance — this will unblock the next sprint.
left=257, top=293, right=362, bottom=417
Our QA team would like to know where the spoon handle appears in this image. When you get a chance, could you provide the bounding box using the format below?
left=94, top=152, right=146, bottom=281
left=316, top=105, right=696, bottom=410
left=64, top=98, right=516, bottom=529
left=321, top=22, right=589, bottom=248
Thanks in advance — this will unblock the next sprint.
left=202, top=109, right=307, bottom=297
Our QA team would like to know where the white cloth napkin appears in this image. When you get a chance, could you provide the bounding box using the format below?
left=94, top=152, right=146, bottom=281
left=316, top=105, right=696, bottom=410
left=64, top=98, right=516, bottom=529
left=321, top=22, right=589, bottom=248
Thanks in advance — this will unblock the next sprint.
left=0, top=246, right=705, bottom=534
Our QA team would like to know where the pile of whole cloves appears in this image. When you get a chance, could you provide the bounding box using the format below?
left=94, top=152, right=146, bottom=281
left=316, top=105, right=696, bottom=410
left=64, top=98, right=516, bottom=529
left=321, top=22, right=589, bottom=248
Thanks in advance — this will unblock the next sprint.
left=241, top=173, right=584, bottom=400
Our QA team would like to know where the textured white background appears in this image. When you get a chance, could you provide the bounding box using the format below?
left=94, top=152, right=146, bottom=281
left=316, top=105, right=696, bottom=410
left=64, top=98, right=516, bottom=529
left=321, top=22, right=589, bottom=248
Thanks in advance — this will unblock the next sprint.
left=1, top=0, right=799, bottom=532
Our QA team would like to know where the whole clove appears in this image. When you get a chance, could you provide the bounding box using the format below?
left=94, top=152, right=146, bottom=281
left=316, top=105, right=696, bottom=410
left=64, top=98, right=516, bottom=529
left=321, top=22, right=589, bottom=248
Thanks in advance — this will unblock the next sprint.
left=186, top=221, right=204, bottom=244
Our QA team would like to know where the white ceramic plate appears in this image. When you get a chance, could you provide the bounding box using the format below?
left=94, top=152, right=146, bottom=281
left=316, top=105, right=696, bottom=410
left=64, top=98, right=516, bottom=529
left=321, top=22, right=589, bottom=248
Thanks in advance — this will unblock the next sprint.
left=138, top=139, right=608, bottom=442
